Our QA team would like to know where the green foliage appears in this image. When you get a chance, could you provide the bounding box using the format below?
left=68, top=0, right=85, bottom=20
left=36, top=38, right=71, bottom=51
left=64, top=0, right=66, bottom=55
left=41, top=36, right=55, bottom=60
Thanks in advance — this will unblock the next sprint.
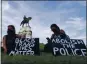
left=39, top=43, right=45, bottom=51
left=1, top=53, right=87, bottom=64
left=1, top=44, right=87, bottom=64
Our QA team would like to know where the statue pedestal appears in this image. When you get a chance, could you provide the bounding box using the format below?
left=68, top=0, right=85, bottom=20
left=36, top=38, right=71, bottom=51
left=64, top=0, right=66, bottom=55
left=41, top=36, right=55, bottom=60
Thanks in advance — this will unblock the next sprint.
left=18, top=26, right=32, bottom=38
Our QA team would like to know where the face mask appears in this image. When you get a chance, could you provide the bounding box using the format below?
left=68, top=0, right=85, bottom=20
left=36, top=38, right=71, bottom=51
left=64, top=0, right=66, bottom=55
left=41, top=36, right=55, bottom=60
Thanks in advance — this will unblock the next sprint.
left=52, top=29, right=56, bottom=32
left=52, top=29, right=59, bottom=34
left=7, top=30, right=15, bottom=36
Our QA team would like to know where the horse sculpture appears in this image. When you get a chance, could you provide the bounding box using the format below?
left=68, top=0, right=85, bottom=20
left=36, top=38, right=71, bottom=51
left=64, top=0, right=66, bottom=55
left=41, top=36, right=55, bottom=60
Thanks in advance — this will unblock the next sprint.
left=20, top=16, right=32, bottom=27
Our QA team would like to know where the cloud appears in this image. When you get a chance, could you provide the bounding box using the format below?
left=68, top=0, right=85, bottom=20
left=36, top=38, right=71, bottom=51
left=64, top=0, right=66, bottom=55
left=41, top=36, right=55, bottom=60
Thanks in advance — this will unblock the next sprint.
left=64, top=17, right=86, bottom=45
left=66, top=17, right=86, bottom=30
left=1, top=1, right=86, bottom=45
left=2, top=1, right=10, bottom=12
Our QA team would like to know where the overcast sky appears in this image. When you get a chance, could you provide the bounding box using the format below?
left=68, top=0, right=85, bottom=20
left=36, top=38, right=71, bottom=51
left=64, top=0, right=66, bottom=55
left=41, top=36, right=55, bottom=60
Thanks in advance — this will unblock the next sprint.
left=1, top=1, right=86, bottom=44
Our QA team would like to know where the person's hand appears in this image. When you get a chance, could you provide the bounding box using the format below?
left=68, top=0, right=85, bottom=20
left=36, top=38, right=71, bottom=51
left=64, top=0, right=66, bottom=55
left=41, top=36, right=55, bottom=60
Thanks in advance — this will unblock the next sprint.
left=46, top=37, right=50, bottom=40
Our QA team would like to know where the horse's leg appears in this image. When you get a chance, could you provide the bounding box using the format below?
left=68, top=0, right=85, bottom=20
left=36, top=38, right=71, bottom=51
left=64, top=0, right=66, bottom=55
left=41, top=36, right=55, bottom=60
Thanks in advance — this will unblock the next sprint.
left=20, top=23, right=21, bottom=26
left=28, top=23, right=29, bottom=27
left=22, top=24, right=23, bottom=27
left=26, top=23, right=27, bottom=27
left=21, top=22, right=23, bottom=27
left=20, top=22, right=22, bottom=26
left=27, top=23, right=29, bottom=27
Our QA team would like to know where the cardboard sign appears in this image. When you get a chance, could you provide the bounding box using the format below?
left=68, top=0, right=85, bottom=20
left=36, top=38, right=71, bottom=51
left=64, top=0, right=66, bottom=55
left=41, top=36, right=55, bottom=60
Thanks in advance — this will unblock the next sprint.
left=9, top=38, right=40, bottom=56
left=52, top=38, right=87, bottom=56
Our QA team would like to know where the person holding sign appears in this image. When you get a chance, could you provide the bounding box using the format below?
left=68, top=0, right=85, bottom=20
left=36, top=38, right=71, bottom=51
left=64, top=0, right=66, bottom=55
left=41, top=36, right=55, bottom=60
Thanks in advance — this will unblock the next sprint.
left=44, top=24, right=61, bottom=53
left=2, top=25, right=20, bottom=54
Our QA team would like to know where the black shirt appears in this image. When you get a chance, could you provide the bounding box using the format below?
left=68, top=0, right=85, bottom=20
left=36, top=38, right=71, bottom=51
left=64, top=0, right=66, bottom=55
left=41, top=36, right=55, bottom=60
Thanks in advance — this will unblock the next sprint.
left=5, top=34, right=17, bottom=54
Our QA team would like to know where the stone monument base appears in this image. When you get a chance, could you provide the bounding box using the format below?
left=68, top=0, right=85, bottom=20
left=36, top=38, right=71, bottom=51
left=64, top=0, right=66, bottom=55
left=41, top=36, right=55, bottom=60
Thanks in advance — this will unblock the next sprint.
left=18, top=26, right=32, bottom=38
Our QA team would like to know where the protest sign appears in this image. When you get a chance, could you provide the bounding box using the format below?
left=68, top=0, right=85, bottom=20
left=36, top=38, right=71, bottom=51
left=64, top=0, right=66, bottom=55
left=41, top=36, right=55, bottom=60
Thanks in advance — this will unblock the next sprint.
left=52, top=38, right=87, bottom=56
left=9, top=38, right=40, bottom=56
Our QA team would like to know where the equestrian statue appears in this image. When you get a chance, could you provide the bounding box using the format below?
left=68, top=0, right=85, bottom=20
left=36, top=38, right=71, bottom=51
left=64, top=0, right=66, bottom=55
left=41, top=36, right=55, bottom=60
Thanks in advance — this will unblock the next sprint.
left=20, top=15, right=32, bottom=27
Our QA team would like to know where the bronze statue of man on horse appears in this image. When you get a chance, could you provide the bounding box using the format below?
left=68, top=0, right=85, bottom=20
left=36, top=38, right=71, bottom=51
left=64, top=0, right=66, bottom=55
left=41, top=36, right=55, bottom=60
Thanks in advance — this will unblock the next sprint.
left=20, top=15, right=32, bottom=27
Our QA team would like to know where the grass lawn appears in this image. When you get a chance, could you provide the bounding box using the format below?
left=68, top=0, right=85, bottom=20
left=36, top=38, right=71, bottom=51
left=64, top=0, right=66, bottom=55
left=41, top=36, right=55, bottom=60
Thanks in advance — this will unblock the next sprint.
left=1, top=52, right=87, bottom=64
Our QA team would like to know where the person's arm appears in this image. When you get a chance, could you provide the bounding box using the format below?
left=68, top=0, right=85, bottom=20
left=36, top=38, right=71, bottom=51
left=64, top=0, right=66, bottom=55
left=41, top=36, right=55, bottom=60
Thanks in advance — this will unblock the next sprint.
left=2, top=36, right=7, bottom=54
left=16, top=34, right=21, bottom=38
left=67, top=35, right=70, bottom=39
left=51, top=34, right=54, bottom=39
left=66, top=35, right=70, bottom=41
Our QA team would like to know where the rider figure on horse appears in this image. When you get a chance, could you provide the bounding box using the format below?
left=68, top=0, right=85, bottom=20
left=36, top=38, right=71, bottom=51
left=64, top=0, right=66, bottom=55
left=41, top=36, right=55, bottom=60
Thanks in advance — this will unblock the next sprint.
left=20, top=15, right=32, bottom=27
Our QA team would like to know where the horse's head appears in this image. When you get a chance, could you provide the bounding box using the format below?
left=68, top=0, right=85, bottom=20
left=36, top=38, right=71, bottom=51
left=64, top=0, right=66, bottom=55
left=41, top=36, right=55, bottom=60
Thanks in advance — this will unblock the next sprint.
left=28, top=17, right=32, bottom=20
